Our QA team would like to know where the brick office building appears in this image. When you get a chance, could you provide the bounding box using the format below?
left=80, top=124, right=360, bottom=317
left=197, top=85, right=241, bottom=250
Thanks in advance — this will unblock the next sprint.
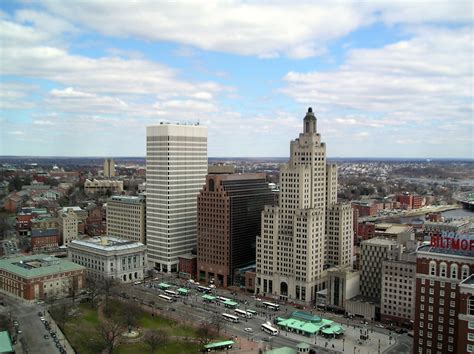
left=458, top=275, right=474, bottom=353
left=0, top=255, right=85, bottom=302
left=413, top=239, right=474, bottom=354
left=197, top=173, right=274, bottom=287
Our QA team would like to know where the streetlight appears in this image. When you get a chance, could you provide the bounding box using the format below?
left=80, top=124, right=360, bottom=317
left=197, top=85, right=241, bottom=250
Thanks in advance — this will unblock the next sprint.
left=343, top=338, right=345, bottom=351
left=354, top=346, right=356, bottom=354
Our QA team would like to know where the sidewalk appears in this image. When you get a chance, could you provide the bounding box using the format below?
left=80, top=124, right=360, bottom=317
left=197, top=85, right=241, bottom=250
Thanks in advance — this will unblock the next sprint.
left=45, top=309, right=76, bottom=354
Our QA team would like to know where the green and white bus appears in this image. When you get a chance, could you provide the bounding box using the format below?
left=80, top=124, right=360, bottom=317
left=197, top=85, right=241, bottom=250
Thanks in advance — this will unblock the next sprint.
left=202, top=340, right=234, bottom=352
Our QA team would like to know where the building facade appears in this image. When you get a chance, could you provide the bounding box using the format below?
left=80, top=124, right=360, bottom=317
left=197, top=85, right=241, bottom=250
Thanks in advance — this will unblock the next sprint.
left=68, top=236, right=147, bottom=283
left=381, top=252, right=416, bottom=327
left=103, top=158, right=116, bottom=178
left=326, top=266, right=360, bottom=311
left=106, top=195, right=146, bottom=243
left=0, top=255, right=85, bottom=301
left=84, top=179, right=123, bottom=195
left=59, top=208, right=78, bottom=246
left=326, top=203, right=353, bottom=268
left=256, top=108, right=352, bottom=303
left=413, top=240, right=474, bottom=354
left=360, top=237, right=401, bottom=300
left=146, top=123, right=207, bottom=273
left=197, top=173, right=274, bottom=287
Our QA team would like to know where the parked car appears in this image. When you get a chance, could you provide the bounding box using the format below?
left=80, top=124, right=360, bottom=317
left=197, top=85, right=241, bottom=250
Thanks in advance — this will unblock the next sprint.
left=44, top=334, right=49, bottom=339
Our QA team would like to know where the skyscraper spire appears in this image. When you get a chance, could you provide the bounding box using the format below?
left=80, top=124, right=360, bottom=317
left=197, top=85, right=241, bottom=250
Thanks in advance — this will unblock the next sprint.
left=303, top=107, right=316, bottom=134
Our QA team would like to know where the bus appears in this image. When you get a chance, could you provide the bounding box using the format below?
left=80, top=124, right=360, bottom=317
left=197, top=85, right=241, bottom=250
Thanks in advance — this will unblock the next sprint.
left=262, top=302, right=280, bottom=311
left=246, top=309, right=257, bottom=317
left=203, top=340, right=234, bottom=352
left=217, top=296, right=230, bottom=303
left=158, top=283, right=171, bottom=290
left=158, top=294, right=174, bottom=303
left=165, top=290, right=178, bottom=297
left=234, top=309, right=252, bottom=319
left=261, top=323, right=279, bottom=336
left=197, top=286, right=212, bottom=293
left=222, top=313, right=240, bottom=323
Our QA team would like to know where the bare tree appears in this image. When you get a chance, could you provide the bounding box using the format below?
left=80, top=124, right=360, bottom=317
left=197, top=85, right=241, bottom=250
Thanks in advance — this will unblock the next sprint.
left=144, top=329, right=167, bottom=354
left=210, top=312, right=224, bottom=334
left=85, top=274, right=102, bottom=307
left=102, top=277, right=117, bottom=313
left=120, top=302, right=142, bottom=332
left=98, top=319, right=124, bottom=354
left=197, top=322, right=214, bottom=346
left=50, top=303, right=72, bottom=330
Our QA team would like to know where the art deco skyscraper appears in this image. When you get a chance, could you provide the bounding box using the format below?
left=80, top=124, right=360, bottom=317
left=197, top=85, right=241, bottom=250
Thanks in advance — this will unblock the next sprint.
left=146, top=124, right=207, bottom=273
left=256, top=108, right=352, bottom=303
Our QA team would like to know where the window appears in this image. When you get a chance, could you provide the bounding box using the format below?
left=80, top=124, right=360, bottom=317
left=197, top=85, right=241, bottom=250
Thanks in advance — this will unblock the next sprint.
left=468, top=333, right=474, bottom=341
left=469, top=296, right=474, bottom=315
left=440, top=262, right=447, bottom=277
left=451, top=264, right=458, bottom=279
left=462, top=265, right=470, bottom=280
left=469, top=321, right=474, bottom=330
left=468, top=344, right=474, bottom=353
left=430, top=261, right=437, bottom=276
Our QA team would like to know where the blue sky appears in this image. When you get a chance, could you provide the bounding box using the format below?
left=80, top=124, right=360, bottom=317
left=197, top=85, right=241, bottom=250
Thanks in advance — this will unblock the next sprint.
left=0, top=1, right=472, bottom=158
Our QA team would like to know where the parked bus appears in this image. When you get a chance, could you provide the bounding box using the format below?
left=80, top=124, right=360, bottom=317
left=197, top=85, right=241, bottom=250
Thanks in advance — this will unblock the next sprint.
left=158, top=282, right=171, bottom=290
left=261, top=323, right=279, bottom=336
left=158, top=294, right=174, bottom=303
left=246, top=309, right=257, bottom=317
left=222, top=313, right=239, bottom=323
left=203, top=340, right=234, bottom=352
left=217, top=296, right=230, bottom=302
left=197, top=286, right=212, bottom=293
left=165, top=290, right=178, bottom=297
left=234, top=309, right=252, bottom=319
left=262, top=302, right=280, bottom=311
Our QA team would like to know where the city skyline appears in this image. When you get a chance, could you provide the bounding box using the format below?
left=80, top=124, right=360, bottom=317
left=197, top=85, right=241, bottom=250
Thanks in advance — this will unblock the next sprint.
left=0, top=1, right=472, bottom=158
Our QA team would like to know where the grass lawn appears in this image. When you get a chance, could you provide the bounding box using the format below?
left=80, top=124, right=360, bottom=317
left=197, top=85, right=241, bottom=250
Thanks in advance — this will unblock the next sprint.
left=55, top=301, right=201, bottom=353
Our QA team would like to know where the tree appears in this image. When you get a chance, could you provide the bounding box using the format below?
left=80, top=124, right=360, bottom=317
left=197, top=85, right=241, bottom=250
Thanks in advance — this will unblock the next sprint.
left=98, top=319, right=124, bottom=354
left=119, top=302, right=142, bottom=332
left=0, top=214, right=13, bottom=240
left=50, top=303, right=72, bottom=330
left=102, top=277, right=117, bottom=314
left=210, top=312, right=224, bottom=334
left=144, top=329, right=167, bottom=354
left=197, top=322, right=214, bottom=346
left=85, top=275, right=102, bottom=307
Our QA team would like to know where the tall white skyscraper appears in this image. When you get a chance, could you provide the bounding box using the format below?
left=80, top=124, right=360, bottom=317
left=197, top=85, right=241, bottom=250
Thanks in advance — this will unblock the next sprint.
left=146, top=124, right=207, bottom=273
left=256, top=108, right=352, bottom=303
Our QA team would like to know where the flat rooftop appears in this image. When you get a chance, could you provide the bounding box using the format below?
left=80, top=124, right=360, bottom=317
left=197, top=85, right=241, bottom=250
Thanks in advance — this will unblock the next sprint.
left=108, top=195, right=144, bottom=204
left=0, top=254, right=85, bottom=279
left=70, top=236, right=145, bottom=251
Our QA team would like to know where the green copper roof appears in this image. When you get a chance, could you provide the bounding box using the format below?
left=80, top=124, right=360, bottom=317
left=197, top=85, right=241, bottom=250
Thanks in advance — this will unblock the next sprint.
left=0, top=254, right=85, bottom=279
left=0, top=331, right=13, bottom=352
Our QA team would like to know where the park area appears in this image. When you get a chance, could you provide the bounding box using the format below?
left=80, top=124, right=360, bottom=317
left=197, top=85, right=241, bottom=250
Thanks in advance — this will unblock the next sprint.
left=50, top=298, right=215, bottom=354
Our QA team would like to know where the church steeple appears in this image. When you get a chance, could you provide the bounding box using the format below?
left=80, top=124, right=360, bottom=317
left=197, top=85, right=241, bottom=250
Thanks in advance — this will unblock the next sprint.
left=303, top=107, right=317, bottom=134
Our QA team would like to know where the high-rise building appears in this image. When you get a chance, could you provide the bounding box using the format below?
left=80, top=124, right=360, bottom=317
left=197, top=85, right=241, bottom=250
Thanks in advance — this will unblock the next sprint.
left=146, top=123, right=207, bottom=273
left=326, top=203, right=353, bottom=268
left=360, top=237, right=401, bottom=299
left=413, top=238, right=474, bottom=354
left=103, top=158, right=116, bottom=177
left=59, top=208, right=78, bottom=246
left=106, top=195, right=146, bottom=243
left=381, top=252, right=416, bottom=327
left=255, top=108, right=352, bottom=303
left=197, top=173, right=274, bottom=287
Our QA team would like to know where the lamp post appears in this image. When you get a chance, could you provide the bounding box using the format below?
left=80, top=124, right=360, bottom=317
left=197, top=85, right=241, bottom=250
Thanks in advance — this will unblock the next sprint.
left=354, top=346, right=356, bottom=354
left=343, top=338, right=345, bottom=351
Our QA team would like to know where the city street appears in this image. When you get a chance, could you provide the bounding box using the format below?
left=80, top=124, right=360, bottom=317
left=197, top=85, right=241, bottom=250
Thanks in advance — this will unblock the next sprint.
left=120, top=278, right=409, bottom=353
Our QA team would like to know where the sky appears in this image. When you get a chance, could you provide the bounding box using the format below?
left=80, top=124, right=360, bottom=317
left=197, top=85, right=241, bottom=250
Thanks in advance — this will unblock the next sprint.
left=0, top=1, right=472, bottom=158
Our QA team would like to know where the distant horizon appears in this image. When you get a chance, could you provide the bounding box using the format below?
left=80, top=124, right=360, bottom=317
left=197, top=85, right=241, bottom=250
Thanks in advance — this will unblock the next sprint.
left=0, top=155, right=472, bottom=161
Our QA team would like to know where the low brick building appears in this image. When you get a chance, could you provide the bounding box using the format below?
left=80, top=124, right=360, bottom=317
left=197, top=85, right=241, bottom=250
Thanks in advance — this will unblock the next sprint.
left=0, top=255, right=85, bottom=302
left=178, top=254, right=197, bottom=280
left=31, top=228, right=60, bottom=252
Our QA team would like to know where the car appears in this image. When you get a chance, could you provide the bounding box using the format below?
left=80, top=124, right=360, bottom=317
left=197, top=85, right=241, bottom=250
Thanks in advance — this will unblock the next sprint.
left=13, top=320, right=18, bottom=326
left=244, top=328, right=253, bottom=333
left=44, top=334, right=49, bottom=339
left=40, top=317, right=45, bottom=322
left=38, top=311, right=43, bottom=316
left=16, top=329, right=22, bottom=334
left=376, top=324, right=385, bottom=329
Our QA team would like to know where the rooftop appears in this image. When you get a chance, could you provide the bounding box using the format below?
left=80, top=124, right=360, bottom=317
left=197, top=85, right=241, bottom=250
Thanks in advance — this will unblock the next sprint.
left=461, top=274, right=474, bottom=287
left=69, top=237, right=145, bottom=251
left=362, top=237, right=399, bottom=246
left=108, top=195, right=145, bottom=204
left=0, top=254, right=85, bottom=279
left=0, top=331, right=13, bottom=353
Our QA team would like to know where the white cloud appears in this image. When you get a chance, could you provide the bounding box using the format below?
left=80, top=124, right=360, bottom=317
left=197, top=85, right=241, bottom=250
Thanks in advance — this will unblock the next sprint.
left=282, top=27, right=472, bottom=123
left=39, top=1, right=471, bottom=58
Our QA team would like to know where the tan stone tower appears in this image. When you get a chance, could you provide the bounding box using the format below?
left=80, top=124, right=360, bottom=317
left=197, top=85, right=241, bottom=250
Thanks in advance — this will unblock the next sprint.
left=256, top=108, right=352, bottom=304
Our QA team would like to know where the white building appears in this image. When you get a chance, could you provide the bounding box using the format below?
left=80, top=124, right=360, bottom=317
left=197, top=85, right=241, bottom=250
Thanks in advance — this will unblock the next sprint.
left=59, top=208, right=78, bottom=246
left=326, top=203, right=353, bottom=268
left=68, top=236, right=147, bottom=283
left=103, top=158, right=116, bottom=178
left=106, top=195, right=146, bottom=243
left=146, top=123, right=207, bottom=273
left=256, top=108, right=352, bottom=303
left=84, top=179, right=123, bottom=195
